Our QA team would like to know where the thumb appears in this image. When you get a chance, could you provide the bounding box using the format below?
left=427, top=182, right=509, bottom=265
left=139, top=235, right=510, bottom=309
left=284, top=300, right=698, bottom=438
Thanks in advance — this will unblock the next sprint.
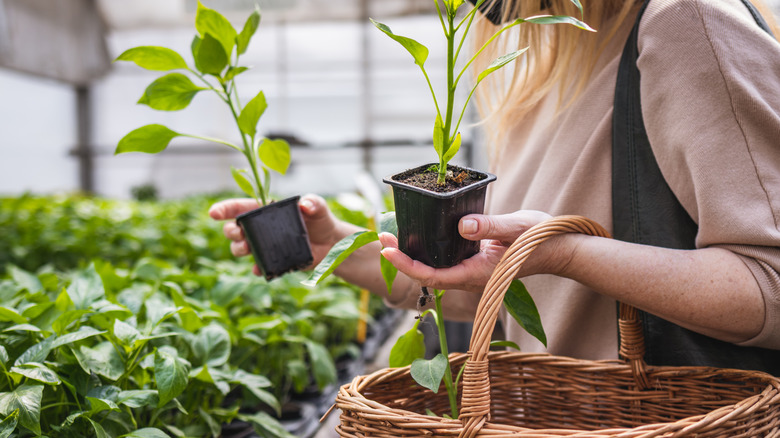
left=298, top=194, right=330, bottom=221
left=459, top=211, right=551, bottom=245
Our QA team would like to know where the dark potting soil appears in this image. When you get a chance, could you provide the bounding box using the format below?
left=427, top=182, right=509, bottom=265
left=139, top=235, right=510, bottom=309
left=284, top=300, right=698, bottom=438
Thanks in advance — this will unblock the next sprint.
left=392, top=165, right=487, bottom=193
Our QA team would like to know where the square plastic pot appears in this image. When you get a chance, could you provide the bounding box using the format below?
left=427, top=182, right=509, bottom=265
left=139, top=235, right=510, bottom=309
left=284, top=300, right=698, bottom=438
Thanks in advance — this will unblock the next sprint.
left=235, top=195, right=313, bottom=280
left=383, top=164, right=496, bottom=268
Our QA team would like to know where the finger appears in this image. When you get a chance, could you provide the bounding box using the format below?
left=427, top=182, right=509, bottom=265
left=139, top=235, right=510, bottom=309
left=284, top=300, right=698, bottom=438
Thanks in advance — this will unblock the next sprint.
left=299, top=194, right=330, bottom=220
left=378, top=232, right=398, bottom=249
left=223, top=222, right=245, bottom=241
left=208, top=198, right=261, bottom=220
left=230, top=240, right=250, bottom=257
left=252, top=264, right=262, bottom=277
left=459, top=211, right=550, bottom=245
left=379, top=246, right=477, bottom=291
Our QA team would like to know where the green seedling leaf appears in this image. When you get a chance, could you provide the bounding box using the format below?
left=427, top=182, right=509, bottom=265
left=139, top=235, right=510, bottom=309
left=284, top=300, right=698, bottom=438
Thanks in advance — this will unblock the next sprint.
left=117, top=390, right=158, bottom=409
left=490, top=340, right=521, bottom=351
left=0, top=347, right=7, bottom=367
left=569, top=0, right=583, bottom=14
left=0, top=410, right=18, bottom=438
left=51, top=326, right=104, bottom=349
left=154, top=349, right=189, bottom=407
left=138, top=73, right=206, bottom=111
left=66, top=264, right=104, bottom=309
left=122, top=427, right=170, bottom=438
left=410, top=354, right=448, bottom=393
left=115, top=46, right=188, bottom=71
left=116, top=124, right=181, bottom=155
left=113, top=318, right=141, bottom=347
left=476, top=48, right=528, bottom=83
left=0, top=308, right=26, bottom=324
left=232, top=370, right=279, bottom=415
left=304, top=340, right=336, bottom=389
left=224, top=66, right=249, bottom=82
left=238, top=91, right=268, bottom=137
left=198, top=407, right=221, bottom=438
left=195, top=1, right=237, bottom=58
left=14, top=336, right=55, bottom=366
left=86, top=396, right=120, bottom=415
left=238, top=412, right=294, bottom=438
left=237, top=8, right=261, bottom=55
left=0, top=384, right=43, bottom=435
left=194, top=33, right=228, bottom=75
left=1, top=324, right=38, bottom=333
left=230, top=167, right=256, bottom=198
left=87, top=417, right=111, bottom=438
left=433, top=114, right=444, bottom=157
left=192, top=324, right=231, bottom=367
left=442, top=132, right=462, bottom=164
left=258, top=138, right=291, bottom=175
left=379, top=211, right=398, bottom=236
left=73, top=343, right=125, bottom=380
left=519, top=14, right=595, bottom=32
left=370, top=19, right=429, bottom=67
left=303, top=231, right=379, bottom=286
left=503, top=279, right=546, bottom=347
left=8, top=265, right=41, bottom=294
left=388, top=321, right=425, bottom=367
left=9, top=363, right=61, bottom=385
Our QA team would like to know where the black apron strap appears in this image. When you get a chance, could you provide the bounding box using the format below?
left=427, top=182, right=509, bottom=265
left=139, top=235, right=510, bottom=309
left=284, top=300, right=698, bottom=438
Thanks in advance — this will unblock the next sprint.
left=612, top=0, right=780, bottom=375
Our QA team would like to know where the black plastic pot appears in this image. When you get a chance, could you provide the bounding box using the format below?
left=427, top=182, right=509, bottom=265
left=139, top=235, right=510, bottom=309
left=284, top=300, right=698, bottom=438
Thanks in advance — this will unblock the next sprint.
left=383, top=163, right=496, bottom=268
left=235, top=195, right=313, bottom=280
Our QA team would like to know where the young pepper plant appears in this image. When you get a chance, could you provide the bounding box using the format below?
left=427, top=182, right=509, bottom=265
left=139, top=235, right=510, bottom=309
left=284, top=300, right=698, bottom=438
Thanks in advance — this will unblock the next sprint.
left=372, top=0, right=593, bottom=185
left=115, top=2, right=289, bottom=206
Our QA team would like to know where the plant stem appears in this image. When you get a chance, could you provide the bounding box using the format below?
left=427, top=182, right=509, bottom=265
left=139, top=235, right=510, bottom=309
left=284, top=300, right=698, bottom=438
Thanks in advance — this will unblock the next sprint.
left=222, top=83, right=267, bottom=205
left=439, top=9, right=457, bottom=185
left=434, top=289, right=458, bottom=418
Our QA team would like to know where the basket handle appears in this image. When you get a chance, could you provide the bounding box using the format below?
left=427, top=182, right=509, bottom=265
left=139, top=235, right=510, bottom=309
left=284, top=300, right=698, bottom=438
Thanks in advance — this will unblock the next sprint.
left=457, top=216, right=649, bottom=437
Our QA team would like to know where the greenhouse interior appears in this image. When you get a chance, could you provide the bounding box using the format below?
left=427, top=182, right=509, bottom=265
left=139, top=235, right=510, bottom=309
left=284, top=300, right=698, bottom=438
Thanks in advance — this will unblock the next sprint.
left=3, top=0, right=780, bottom=437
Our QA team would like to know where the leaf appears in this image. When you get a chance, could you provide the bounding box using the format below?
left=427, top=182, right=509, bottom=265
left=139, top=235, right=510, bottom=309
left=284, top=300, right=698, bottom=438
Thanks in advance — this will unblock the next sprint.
left=388, top=321, right=425, bottom=368
left=224, top=66, right=249, bottom=82
left=231, top=370, right=279, bottom=415
left=258, top=138, right=291, bottom=175
left=195, top=1, right=237, bottom=58
left=154, top=349, right=189, bottom=407
left=304, top=341, right=336, bottom=390
left=9, top=363, right=61, bottom=385
left=0, top=410, right=18, bottom=438
left=117, top=390, right=159, bottom=409
left=14, top=336, right=55, bottom=366
left=432, top=114, right=444, bottom=158
left=0, top=308, right=26, bottom=324
left=138, top=73, right=206, bottom=111
left=198, top=407, right=221, bottom=438
left=410, top=354, right=448, bottom=393
left=87, top=417, right=111, bottom=438
left=194, top=33, right=228, bottom=75
left=490, top=340, right=521, bottom=351
left=66, top=264, right=105, bottom=309
left=50, top=326, right=104, bottom=349
left=442, top=132, right=462, bottom=164
left=115, top=46, right=188, bottom=71
left=370, top=19, right=429, bottom=67
left=518, top=14, right=595, bottom=32
left=230, top=167, right=256, bottom=199
left=192, top=324, right=231, bottom=367
left=477, top=48, right=528, bottom=83
left=379, top=211, right=398, bottom=236
left=238, top=412, right=294, bottom=438
left=121, top=427, right=170, bottom=438
left=72, top=343, right=125, bottom=381
left=7, top=266, right=41, bottom=294
left=0, top=347, right=7, bottom=366
left=211, top=277, right=251, bottom=308
left=237, top=91, right=268, bottom=137
left=113, top=319, right=141, bottom=348
left=303, top=231, right=379, bottom=286
left=0, top=384, right=43, bottom=435
left=86, top=396, right=120, bottom=415
left=237, top=8, right=261, bottom=55
left=503, top=280, right=546, bottom=347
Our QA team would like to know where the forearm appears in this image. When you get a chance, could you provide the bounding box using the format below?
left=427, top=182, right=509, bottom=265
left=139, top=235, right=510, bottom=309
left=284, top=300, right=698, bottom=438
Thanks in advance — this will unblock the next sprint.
left=555, top=234, right=765, bottom=343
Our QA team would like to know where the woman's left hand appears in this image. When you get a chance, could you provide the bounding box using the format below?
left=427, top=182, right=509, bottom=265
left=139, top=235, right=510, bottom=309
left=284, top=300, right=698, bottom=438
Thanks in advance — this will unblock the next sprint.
left=378, top=210, right=562, bottom=293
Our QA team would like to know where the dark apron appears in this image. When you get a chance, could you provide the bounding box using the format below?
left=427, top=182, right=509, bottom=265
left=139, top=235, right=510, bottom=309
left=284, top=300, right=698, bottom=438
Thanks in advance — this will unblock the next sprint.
left=612, top=0, right=780, bottom=375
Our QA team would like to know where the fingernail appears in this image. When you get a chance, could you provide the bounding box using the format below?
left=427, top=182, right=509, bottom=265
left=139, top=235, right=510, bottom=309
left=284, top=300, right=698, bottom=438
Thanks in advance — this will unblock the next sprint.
left=461, top=218, right=478, bottom=235
left=300, top=199, right=314, bottom=212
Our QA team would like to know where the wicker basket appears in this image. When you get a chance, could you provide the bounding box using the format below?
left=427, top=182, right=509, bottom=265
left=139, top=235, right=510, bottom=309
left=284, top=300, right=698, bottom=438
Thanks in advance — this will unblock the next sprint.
left=329, top=216, right=780, bottom=437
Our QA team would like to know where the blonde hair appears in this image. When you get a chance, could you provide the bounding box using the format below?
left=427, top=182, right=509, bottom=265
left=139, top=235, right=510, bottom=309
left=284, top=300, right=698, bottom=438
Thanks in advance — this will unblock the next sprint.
left=471, top=0, right=779, bottom=160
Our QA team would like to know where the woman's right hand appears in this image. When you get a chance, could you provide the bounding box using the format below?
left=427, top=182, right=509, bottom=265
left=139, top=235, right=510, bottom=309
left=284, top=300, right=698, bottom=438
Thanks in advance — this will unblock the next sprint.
left=208, top=194, right=357, bottom=276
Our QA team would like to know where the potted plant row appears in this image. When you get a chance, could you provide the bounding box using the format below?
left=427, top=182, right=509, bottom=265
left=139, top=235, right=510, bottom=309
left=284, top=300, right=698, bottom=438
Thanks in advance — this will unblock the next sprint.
left=114, top=1, right=312, bottom=280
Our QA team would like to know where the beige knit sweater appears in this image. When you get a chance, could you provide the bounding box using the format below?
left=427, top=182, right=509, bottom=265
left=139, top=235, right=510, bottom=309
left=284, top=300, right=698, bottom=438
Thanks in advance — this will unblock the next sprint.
left=479, top=0, right=780, bottom=359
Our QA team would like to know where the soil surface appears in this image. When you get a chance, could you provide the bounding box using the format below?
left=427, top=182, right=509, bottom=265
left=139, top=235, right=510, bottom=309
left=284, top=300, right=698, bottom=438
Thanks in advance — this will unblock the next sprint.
left=392, top=165, right=487, bottom=193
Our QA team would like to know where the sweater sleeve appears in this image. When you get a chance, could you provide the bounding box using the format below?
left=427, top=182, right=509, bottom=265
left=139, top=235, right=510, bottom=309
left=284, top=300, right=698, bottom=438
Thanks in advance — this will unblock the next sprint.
left=638, top=0, right=780, bottom=349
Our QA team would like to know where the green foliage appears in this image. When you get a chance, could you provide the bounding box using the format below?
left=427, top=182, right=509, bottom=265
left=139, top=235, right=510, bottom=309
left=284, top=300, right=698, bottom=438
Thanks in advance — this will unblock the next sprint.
left=372, top=0, right=593, bottom=184
left=0, top=193, right=390, bottom=437
left=115, top=2, right=289, bottom=205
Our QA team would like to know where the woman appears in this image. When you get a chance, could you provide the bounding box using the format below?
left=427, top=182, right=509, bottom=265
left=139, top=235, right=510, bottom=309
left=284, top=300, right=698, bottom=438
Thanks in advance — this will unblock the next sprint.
left=210, top=0, right=780, bottom=371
